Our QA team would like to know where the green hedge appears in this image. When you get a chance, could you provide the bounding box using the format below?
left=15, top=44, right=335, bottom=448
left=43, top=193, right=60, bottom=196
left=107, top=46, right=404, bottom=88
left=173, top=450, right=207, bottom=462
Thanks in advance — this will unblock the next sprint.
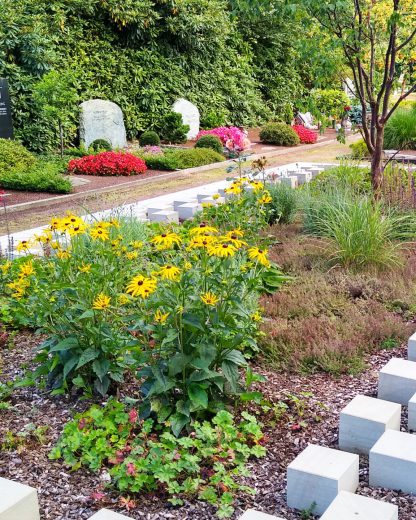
left=259, top=122, right=300, bottom=146
left=0, top=159, right=72, bottom=193
left=0, top=139, right=36, bottom=173
left=137, top=148, right=224, bottom=171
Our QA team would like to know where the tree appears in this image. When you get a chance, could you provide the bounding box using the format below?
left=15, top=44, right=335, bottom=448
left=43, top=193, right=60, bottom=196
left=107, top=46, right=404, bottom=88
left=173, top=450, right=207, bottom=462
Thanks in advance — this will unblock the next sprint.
left=299, top=0, right=416, bottom=194
left=33, top=71, right=78, bottom=157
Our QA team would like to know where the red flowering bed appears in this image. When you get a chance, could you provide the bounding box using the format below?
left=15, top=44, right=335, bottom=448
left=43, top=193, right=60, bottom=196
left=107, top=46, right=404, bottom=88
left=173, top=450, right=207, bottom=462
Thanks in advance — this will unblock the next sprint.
left=68, top=152, right=147, bottom=176
left=292, top=125, right=318, bottom=144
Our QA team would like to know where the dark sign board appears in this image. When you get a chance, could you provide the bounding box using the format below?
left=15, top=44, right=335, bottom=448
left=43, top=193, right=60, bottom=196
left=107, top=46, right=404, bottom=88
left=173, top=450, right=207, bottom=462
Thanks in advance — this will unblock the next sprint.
left=0, top=78, right=13, bottom=139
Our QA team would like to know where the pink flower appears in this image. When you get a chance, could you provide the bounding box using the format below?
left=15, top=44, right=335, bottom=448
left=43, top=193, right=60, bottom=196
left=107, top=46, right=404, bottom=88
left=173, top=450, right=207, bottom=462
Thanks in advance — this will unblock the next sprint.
left=196, top=126, right=247, bottom=149
left=128, top=408, right=138, bottom=424
left=126, top=462, right=136, bottom=476
left=90, top=490, right=106, bottom=501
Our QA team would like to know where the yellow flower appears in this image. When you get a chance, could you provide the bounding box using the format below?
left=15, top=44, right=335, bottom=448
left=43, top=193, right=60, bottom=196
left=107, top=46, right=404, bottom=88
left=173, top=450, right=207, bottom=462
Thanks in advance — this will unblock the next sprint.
left=250, top=180, right=264, bottom=193
left=57, top=218, right=72, bottom=233
left=95, top=221, right=112, bottom=229
left=16, top=240, right=31, bottom=252
left=158, top=265, right=181, bottom=281
left=35, top=230, right=52, bottom=244
left=248, top=247, right=270, bottom=267
left=201, top=291, right=219, bottom=306
left=118, top=294, right=130, bottom=305
left=202, top=202, right=214, bottom=208
left=207, top=242, right=237, bottom=258
left=229, top=228, right=244, bottom=237
left=111, top=239, right=121, bottom=249
left=90, top=226, right=109, bottom=241
left=224, top=185, right=241, bottom=195
left=68, top=222, right=87, bottom=236
left=11, top=287, right=26, bottom=300
left=212, top=193, right=220, bottom=200
left=187, top=235, right=217, bottom=250
left=184, top=261, right=192, bottom=270
left=189, top=223, right=218, bottom=236
left=251, top=311, right=263, bottom=322
left=130, top=241, right=143, bottom=250
left=50, top=241, right=60, bottom=250
left=154, top=309, right=169, bottom=323
left=126, top=251, right=138, bottom=260
left=150, top=232, right=182, bottom=249
left=220, top=233, right=247, bottom=248
left=126, top=275, right=157, bottom=298
left=7, top=278, right=29, bottom=292
left=0, top=261, right=12, bottom=274
left=56, top=249, right=71, bottom=260
left=258, top=191, right=272, bottom=204
left=92, top=293, right=111, bottom=310
left=19, top=261, right=34, bottom=277
left=49, top=218, right=60, bottom=231
left=78, top=263, right=92, bottom=273
left=108, top=219, right=120, bottom=228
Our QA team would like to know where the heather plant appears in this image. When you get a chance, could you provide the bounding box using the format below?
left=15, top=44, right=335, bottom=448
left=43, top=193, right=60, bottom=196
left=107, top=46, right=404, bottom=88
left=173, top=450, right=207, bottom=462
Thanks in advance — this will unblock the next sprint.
left=50, top=401, right=266, bottom=518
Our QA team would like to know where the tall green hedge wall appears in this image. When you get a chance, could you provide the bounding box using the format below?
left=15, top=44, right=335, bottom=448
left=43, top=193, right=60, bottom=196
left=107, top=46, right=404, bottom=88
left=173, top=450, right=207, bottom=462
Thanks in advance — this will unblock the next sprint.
left=0, top=0, right=303, bottom=151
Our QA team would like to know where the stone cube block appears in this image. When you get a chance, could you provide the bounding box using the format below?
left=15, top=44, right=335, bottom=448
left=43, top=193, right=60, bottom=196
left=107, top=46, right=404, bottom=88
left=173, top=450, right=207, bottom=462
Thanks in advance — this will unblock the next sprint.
left=176, top=202, right=202, bottom=220
left=146, top=205, right=173, bottom=217
left=408, top=332, right=416, bottom=361
left=280, top=176, right=298, bottom=189
left=378, top=357, right=416, bottom=404
left=0, top=477, right=40, bottom=520
left=370, top=430, right=416, bottom=493
left=339, top=395, right=401, bottom=454
left=408, top=392, right=416, bottom=430
left=287, top=444, right=359, bottom=515
left=149, top=210, right=179, bottom=224
left=173, top=198, right=197, bottom=211
left=89, top=509, right=132, bottom=519
left=295, top=171, right=312, bottom=185
left=197, top=193, right=212, bottom=202
left=320, top=491, right=398, bottom=520
left=239, top=510, right=285, bottom=519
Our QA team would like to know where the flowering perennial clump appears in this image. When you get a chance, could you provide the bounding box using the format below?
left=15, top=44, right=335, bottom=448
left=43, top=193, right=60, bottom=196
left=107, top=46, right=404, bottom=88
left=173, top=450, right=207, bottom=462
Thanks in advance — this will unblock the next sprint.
left=196, top=126, right=248, bottom=149
left=292, top=125, right=318, bottom=144
left=68, top=152, right=147, bottom=176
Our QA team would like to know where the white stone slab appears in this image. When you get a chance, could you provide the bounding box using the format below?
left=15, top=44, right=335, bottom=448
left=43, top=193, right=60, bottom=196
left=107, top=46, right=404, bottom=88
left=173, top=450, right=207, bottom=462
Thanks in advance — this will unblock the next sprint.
left=239, top=509, right=285, bottom=519
left=173, top=198, right=197, bottom=211
left=370, top=430, right=416, bottom=493
left=378, top=358, right=416, bottom=404
left=177, top=202, right=202, bottom=220
left=320, top=491, right=398, bottom=520
left=200, top=196, right=225, bottom=206
left=287, top=444, right=359, bottom=515
left=408, top=392, right=416, bottom=430
left=89, top=509, right=132, bottom=519
left=280, top=176, right=298, bottom=189
left=79, top=99, right=127, bottom=149
left=146, top=205, right=173, bottom=217
left=149, top=210, right=179, bottom=224
left=172, top=98, right=200, bottom=140
left=197, top=193, right=214, bottom=203
left=0, top=477, right=40, bottom=520
left=295, top=171, right=312, bottom=185
left=408, top=332, right=416, bottom=361
left=339, top=395, right=401, bottom=454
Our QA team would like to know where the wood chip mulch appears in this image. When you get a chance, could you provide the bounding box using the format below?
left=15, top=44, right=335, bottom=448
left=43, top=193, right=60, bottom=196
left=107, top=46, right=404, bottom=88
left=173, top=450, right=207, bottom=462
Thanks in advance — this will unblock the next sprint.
left=1, top=332, right=415, bottom=519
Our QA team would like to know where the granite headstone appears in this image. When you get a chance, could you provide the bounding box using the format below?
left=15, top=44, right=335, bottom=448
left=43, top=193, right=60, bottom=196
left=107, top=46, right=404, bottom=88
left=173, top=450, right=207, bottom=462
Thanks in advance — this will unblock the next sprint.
left=172, top=98, right=200, bottom=140
left=79, top=99, right=127, bottom=149
left=0, top=78, right=13, bottom=139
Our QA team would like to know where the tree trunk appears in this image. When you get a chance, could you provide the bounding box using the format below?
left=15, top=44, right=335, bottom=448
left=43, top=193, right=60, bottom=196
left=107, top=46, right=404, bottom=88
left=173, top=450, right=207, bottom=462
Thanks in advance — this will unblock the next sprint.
left=371, top=126, right=385, bottom=197
left=59, top=121, right=64, bottom=159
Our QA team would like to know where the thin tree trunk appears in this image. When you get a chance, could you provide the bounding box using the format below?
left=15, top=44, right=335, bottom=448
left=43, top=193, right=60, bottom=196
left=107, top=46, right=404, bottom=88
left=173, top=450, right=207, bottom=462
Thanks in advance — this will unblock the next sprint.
left=371, top=127, right=385, bottom=197
left=59, top=121, right=64, bottom=159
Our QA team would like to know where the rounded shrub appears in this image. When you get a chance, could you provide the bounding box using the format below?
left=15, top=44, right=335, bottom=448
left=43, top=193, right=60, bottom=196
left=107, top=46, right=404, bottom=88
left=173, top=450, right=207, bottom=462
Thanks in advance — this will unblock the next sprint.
left=0, top=138, right=36, bottom=173
left=139, top=131, right=161, bottom=147
left=195, top=134, right=223, bottom=154
left=259, top=122, right=300, bottom=146
left=90, top=139, right=112, bottom=152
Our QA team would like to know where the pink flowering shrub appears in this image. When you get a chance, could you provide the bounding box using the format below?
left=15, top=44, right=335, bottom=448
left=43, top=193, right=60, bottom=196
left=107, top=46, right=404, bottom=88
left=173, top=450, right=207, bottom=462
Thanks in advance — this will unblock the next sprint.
left=142, top=145, right=163, bottom=155
left=292, top=125, right=318, bottom=144
left=197, top=126, right=248, bottom=149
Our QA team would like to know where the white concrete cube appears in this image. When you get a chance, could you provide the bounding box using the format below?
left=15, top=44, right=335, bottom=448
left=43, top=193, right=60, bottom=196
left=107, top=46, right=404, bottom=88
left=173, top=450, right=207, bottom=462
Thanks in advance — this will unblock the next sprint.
left=370, top=430, right=416, bottom=493
left=408, top=332, right=416, bottom=361
left=295, top=171, right=312, bottom=185
left=287, top=444, right=359, bottom=515
left=173, top=198, right=197, bottom=211
left=339, top=395, right=401, bottom=454
left=378, top=358, right=416, bottom=404
left=197, top=193, right=213, bottom=202
left=239, top=510, right=285, bottom=519
left=320, top=491, right=398, bottom=520
left=408, top=392, right=416, bottom=430
left=89, top=509, right=132, bottom=519
left=146, top=204, right=173, bottom=217
left=149, top=210, right=179, bottom=224
left=280, top=176, right=298, bottom=189
left=0, top=477, right=40, bottom=520
left=176, top=202, right=202, bottom=220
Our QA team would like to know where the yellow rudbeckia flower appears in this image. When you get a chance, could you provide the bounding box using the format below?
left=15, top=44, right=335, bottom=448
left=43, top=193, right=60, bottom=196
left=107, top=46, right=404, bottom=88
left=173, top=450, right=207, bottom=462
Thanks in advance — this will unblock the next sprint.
left=158, top=265, right=181, bottom=281
left=92, top=293, right=111, bottom=310
left=200, top=291, right=219, bottom=306
left=16, top=240, right=31, bottom=252
left=248, top=247, right=270, bottom=267
left=90, top=226, right=109, bottom=241
left=154, top=309, right=170, bottom=323
left=150, top=232, right=182, bottom=249
left=126, top=275, right=157, bottom=298
left=207, top=242, right=237, bottom=258
left=189, top=223, right=218, bottom=235
left=19, top=261, right=34, bottom=277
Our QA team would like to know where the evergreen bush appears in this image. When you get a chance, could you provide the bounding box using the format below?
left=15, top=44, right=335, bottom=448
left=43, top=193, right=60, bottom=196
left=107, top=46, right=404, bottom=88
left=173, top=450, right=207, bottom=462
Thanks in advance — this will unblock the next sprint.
left=259, top=122, right=300, bottom=146
left=139, top=131, right=160, bottom=147
left=0, top=139, right=36, bottom=173
left=195, top=134, right=223, bottom=154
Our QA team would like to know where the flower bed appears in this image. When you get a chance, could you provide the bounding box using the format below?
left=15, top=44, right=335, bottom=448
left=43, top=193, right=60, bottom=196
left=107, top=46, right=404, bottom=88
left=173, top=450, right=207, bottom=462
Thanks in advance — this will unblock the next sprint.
left=68, top=151, right=147, bottom=176
left=293, top=125, right=318, bottom=144
left=196, top=126, right=248, bottom=149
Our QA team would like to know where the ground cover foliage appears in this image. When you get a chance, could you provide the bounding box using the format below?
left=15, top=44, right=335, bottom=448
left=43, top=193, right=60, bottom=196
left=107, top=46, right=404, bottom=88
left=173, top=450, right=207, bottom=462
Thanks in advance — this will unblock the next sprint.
left=0, top=0, right=305, bottom=152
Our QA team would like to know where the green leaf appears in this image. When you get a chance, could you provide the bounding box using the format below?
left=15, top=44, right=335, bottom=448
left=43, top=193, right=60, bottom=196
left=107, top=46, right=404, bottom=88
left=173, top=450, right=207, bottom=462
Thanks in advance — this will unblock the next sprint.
left=169, top=412, right=189, bottom=437
left=188, top=383, right=208, bottom=409
left=63, top=356, right=78, bottom=380
left=79, top=309, right=95, bottom=319
left=76, top=348, right=99, bottom=368
left=94, top=375, right=110, bottom=396
left=221, top=360, right=239, bottom=392
left=182, top=313, right=205, bottom=331
left=92, top=359, right=110, bottom=380
left=49, top=337, right=78, bottom=352
left=222, top=349, right=247, bottom=366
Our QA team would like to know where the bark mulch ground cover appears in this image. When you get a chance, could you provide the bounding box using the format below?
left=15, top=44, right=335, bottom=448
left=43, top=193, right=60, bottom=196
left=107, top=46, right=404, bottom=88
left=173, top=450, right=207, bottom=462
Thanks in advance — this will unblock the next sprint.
left=1, top=331, right=415, bottom=519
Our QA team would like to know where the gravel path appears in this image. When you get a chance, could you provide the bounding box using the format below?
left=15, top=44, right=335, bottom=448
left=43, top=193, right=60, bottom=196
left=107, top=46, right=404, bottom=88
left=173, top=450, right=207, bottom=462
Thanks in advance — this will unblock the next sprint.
left=1, top=332, right=415, bottom=519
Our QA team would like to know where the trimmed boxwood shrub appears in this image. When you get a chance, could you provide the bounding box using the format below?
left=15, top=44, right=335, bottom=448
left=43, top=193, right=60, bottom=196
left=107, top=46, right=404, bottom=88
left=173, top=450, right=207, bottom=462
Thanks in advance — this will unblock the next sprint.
left=0, top=159, right=72, bottom=193
left=195, top=134, right=223, bottom=154
left=159, top=112, right=190, bottom=144
left=138, top=148, right=225, bottom=171
left=259, top=122, right=300, bottom=146
left=0, top=138, right=36, bottom=173
left=139, top=131, right=161, bottom=147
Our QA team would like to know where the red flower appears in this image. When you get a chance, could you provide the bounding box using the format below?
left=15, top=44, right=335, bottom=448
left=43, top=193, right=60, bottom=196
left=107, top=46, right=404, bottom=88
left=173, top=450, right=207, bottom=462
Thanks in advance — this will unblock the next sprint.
left=128, top=408, right=138, bottom=424
left=68, top=152, right=147, bottom=177
left=344, top=105, right=351, bottom=112
left=292, top=125, right=318, bottom=144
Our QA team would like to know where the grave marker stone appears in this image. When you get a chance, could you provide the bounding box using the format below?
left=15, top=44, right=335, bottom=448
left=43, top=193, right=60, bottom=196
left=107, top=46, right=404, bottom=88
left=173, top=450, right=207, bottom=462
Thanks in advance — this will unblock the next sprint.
left=79, top=99, right=127, bottom=149
left=0, top=78, right=13, bottom=139
left=173, top=98, right=200, bottom=140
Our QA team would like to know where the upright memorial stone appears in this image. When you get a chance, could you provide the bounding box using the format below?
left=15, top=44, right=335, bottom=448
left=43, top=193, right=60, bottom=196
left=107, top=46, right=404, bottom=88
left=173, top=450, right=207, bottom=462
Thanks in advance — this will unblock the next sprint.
left=79, top=99, right=127, bottom=149
left=173, top=98, right=200, bottom=140
left=0, top=78, right=13, bottom=139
